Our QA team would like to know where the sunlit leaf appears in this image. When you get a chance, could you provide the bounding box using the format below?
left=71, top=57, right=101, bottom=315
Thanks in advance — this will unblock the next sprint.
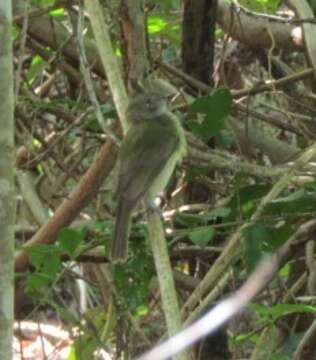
left=148, top=16, right=167, bottom=34
left=26, top=55, right=46, bottom=85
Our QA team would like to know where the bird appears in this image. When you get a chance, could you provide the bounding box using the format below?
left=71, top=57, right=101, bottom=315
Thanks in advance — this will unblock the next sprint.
left=111, top=92, right=187, bottom=262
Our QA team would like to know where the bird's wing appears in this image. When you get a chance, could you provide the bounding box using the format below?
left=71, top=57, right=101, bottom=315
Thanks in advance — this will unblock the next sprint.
left=117, top=119, right=179, bottom=205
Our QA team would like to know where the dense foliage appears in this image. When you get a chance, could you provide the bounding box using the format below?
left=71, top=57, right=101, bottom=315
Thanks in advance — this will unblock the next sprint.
left=11, top=0, right=316, bottom=359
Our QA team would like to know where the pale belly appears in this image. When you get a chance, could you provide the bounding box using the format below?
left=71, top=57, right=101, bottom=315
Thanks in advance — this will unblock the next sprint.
left=147, top=148, right=181, bottom=200
left=147, top=118, right=186, bottom=200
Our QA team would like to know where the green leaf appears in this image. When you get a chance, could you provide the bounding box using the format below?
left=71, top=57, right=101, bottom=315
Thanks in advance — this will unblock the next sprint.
left=135, top=305, right=149, bottom=318
left=26, top=244, right=61, bottom=294
left=242, top=224, right=292, bottom=272
left=190, top=89, right=231, bottom=115
left=189, top=89, right=232, bottom=141
left=26, top=55, right=45, bottom=85
left=148, top=16, right=167, bottom=34
left=264, top=189, right=316, bottom=215
left=58, top=228, right=85, bottom=256
left=242, top=226, right=265, bottom=272
left=12, top=26, right=20, bottom=40
left=175, top=208, right=231, bottom=228
left=251, top=303, right=316, bottom=322
left=27, top=244, right=61, bottom=273
left=278, top=263, right=291, bottom=279
left=215, top=28, right=225, bottom=39
left=147, top=15, right=181, bottom=44
left=175, top=212, right=207, bottom=227
left=26, top=273, right=52, bottom=292
left=50, top=8, right=66, bottom=18
left=189, top=227, right=215, bottom=247
left=228, top=184, right=271, bottom=219
left=26, top=252, right=60, bottom=293
left=66, top=347, right=77, bottom=360
left=262, top=225, right=293, bottom=251
left=113, top=249, right=155, bottom=313
left=200, top=207, right=231, bottom=221
left=73, top=336, right=98, bottom=360
left=186, top=121, right=205, bottom=140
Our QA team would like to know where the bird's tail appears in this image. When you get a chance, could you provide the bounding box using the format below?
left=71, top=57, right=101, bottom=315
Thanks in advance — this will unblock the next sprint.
left=111, top=201, right=132, bottom=262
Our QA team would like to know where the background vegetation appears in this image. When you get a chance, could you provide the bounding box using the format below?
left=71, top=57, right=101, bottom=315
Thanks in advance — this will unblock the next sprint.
left=7, top=0, right=316, bottom=359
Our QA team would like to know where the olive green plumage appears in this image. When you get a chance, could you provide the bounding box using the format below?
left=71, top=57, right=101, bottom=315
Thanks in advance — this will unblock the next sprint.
left=111, top=93, right=186, bottom=262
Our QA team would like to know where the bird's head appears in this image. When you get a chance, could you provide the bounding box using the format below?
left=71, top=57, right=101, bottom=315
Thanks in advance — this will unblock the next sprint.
left=126, top=93, right=168, bottom=123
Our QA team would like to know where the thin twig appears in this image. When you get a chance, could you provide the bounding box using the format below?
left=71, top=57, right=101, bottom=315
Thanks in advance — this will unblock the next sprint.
left=77, top=4, right=120, bottom=145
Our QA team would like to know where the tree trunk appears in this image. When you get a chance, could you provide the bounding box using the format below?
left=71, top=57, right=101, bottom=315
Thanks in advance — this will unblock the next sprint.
left=0, top=2, right=15, bottom=359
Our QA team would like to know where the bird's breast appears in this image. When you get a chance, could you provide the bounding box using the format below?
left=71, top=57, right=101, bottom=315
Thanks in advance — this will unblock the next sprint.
left=147, top=116, right=186, bottom=199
